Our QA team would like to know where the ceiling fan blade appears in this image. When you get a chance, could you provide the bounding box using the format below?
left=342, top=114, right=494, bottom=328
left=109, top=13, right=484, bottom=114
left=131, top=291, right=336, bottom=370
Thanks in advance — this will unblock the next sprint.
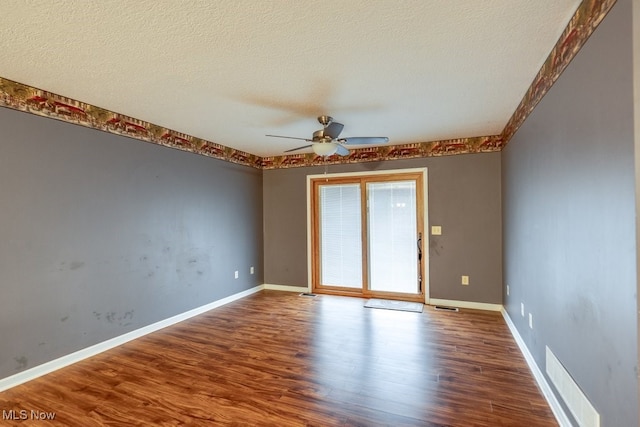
left=323, top=121, right=344, bottom=139
left=335, top=144, right=350, bottom=156
left=266, top=134, right=312, bottom=142
left=339, top=136, right=389, bottom=145
left=284, top=144, right=313, bottom=153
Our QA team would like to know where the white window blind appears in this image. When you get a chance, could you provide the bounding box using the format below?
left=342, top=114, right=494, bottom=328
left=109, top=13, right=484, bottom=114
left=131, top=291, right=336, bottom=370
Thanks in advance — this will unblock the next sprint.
left=319, top=184, right=362, bottom=288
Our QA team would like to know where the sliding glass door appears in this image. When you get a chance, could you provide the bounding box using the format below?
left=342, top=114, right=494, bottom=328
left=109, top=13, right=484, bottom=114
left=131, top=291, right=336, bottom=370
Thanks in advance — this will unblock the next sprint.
left=311, top=171, right=425, bottom=302
left=367, top=180, right=418, bottom=294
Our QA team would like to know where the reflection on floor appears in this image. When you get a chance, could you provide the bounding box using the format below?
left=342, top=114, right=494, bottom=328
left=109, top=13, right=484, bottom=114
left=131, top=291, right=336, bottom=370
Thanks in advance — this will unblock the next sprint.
left=0, top=290, right=557, bottom=426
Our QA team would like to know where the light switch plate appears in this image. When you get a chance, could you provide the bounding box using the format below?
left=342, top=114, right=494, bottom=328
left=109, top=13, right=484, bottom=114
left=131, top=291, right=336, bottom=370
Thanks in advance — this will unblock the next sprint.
left=431, top=226, right=442, bottom=235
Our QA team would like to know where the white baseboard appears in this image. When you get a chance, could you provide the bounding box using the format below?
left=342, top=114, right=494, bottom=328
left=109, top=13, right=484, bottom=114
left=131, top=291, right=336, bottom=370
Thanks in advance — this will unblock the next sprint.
left=429, top=298, right=503, bottom=312
left=263, top=283, right=310, bottom=293
left=0, top=285, right=263, bottom=393
left=501, top=308, right=572, bottom=427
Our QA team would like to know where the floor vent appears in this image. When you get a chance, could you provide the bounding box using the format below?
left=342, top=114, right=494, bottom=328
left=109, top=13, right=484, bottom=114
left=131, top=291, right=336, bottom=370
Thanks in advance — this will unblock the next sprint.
left=299, top=293, right=317, bottom=297
left=434, top=306, right=459, bottom=312
left=546, top=346, right=600, bottom=427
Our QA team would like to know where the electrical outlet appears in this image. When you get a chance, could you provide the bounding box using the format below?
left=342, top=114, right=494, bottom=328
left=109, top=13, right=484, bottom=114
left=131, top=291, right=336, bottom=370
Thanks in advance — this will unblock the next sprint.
left=461, top=275, right=469, bottom=285
left=521, top=302, right=525, bottom=317
left=250, top=266, right=254, bottom=275
left=234, top=270, right=239, bottom=279
left=529, top=313, right=533, bottom=329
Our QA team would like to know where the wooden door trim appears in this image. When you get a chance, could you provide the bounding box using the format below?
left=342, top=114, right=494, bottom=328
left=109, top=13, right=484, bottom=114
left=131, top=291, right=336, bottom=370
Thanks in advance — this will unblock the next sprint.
left=309, top=169, right=427, bottom=301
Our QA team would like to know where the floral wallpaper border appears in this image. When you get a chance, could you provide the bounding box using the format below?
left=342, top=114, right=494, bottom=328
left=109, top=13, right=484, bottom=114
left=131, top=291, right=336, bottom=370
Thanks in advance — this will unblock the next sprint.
left=0, top=0, right=615, bottom=170
left=500, top=0, right=616, bottom=144
left=260, top=135, right=504, bottom=169
left=0, top=79, right=263, bottom=169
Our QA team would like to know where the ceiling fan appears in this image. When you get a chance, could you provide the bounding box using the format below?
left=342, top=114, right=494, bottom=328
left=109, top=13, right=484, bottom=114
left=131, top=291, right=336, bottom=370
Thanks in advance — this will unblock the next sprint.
left=266, top=115, right=389, bottom=156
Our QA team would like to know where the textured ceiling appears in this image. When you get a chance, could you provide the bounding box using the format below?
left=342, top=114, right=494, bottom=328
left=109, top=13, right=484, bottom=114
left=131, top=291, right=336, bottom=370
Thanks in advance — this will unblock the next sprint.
left=0, top=0, right=581, bottom=157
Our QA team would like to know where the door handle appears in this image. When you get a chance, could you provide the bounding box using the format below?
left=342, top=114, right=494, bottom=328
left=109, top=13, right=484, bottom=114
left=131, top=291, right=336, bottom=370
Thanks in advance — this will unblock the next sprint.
left=417, top=232, right=422, bottom=292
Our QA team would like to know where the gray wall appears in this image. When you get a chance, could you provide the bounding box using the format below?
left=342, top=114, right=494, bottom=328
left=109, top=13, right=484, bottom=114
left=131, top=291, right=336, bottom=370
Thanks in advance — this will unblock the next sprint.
left=0, top=107, right=263, bottom=380
left=263, top=153, right=502, bottom=303
left=502, top=1, right=638, bottom=426
left=635, top=1, right=640, bottom=424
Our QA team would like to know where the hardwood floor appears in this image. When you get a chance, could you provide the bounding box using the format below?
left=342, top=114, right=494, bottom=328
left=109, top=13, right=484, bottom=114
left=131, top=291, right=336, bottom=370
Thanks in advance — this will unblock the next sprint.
left=0, top=291, right=557, bottom=426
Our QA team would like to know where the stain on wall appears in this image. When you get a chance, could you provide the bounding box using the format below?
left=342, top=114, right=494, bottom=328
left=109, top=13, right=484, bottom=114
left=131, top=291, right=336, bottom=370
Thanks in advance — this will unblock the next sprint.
left=0, top=106, right=264, bottom=381
left=69, top=261, right=85, bottom=270
left=13, top=356, right=27, bottom=371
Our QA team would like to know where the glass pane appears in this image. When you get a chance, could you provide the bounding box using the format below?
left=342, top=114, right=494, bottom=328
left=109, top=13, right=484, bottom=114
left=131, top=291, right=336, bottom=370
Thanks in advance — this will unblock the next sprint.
left=367, top=181, right=418, bottom=293
left=319, top=184, right=362, bottom=288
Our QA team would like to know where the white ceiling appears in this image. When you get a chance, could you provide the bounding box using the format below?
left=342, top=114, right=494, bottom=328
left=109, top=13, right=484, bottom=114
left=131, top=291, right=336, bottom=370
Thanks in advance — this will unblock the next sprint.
left=0, top=0, right=580, bottom=157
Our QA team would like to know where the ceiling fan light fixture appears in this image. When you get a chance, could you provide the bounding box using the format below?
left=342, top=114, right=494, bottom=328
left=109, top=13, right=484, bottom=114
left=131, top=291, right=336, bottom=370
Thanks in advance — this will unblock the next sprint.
left=267, top=115, right=389, bottom=156
left=312, top=142, right=338, bottom=156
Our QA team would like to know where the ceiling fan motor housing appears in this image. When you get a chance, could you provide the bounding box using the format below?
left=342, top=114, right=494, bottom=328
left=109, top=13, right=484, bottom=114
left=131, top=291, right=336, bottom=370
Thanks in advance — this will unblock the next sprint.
left=312, top=129, right=333, bottom=143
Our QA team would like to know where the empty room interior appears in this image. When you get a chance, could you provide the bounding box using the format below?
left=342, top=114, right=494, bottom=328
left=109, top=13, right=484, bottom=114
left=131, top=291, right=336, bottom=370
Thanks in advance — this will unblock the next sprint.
left=0, top=1, right=638, bottom=426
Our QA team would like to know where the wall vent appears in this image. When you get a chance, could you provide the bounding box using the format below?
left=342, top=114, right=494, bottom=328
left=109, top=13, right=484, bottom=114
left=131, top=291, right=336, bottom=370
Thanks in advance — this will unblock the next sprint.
left=545, top=346, right=600, bottom=427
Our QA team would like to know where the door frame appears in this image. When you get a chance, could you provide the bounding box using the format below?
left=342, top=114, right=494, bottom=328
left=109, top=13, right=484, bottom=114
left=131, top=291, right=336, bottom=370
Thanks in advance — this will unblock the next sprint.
left=306, top=167, right=429, bottom=304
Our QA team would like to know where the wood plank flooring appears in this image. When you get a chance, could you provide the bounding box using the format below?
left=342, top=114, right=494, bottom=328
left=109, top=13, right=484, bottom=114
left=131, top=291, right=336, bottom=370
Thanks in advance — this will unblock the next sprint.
left=0, top=291, right=557, bottom=426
